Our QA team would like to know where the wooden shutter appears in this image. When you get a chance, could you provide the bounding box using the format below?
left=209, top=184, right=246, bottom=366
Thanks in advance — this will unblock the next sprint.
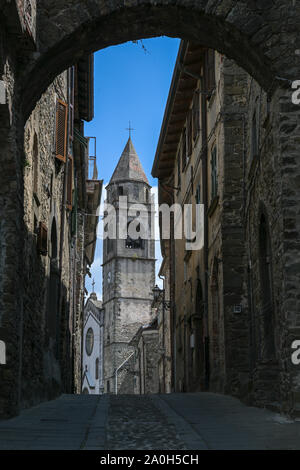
left=55, top=99, right=68, bottom=162
left=193, top=93, right=200, bottom=140
left=66, top=155, right=73, bottom=210
left=37, top=222, right=48, bottom=256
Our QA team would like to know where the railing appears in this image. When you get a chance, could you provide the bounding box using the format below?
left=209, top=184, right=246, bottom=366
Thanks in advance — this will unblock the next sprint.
left=115, top=352, right=135, bottom=395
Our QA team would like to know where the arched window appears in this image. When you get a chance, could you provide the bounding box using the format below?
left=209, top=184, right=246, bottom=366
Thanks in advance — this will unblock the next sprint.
left=195, top=275, right=209, bottom=390
left=47, top=218, right=59, bottom=343
left=125, top=220, right=143, bottom=249
left=51, top=218, right=57, bottom=260
left=95, top=358, right=99, bottom=380
left=195, top=279, right=204, bottom=376
left=259, top=213, right=275, bottom=359
left=209, top=257, right=220, bottom=389
left=86, top=328, right=94, bottom=356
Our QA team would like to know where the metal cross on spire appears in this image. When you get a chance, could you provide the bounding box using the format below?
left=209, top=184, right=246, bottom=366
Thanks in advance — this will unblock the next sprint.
left=92, top=278, right=95, bottom=292
left=126, top=121, right=135, bottom=138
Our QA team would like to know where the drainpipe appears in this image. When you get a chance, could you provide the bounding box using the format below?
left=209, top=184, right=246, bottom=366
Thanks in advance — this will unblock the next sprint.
left=139, top=350, right=142, bottom=394
left=59, top=68, right=71, bottom=275
left=159, top=181, right=176, bottom=391
left=201, top=75, right=210, bottom=390
left=170, top=210, right=176, bottom=392
left=159, top=274, right=166, bottom=393
left=142, top=336, right=146, bottom=394
left=57, top=68, right=71, bottom=369
left=114, top=351, right=135, bottom=395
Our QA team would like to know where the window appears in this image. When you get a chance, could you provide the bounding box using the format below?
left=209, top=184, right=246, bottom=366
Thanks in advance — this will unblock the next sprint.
left=104, top=221, right=114, bottom=254
left=118, top=186, right=124, bottom=196
left=55, top=99, right=68, bottom=162
left=85, top=328, right=94, bottom=356
left=184, top=260, right=188, bottom=282
left=37, top=222, right=48, bottom=256
left=195, top=184, right=201, bottom=204
left=145, top=188, right=149, bottom=203
left=125, top=221, right=144, bottom=249
left=50, top=218, right=57, bottom=259
left=192, top=93, right=200, bottom=141
left=210, top=146, right=218, bottom=200
left=47, top=219, right=58, bottom=341
left=187, top=110, right=193, bottom=158
left=107, top=237, right=113, bottom=254
left=107, top=380, right=110, bottom=393
left=177, top=153, right=181, bottom=188
left=95, top=358, right=99, bottom=380
left=205, top=49, right=216, bottom=99
left=190, top=165, right=194, bottom=195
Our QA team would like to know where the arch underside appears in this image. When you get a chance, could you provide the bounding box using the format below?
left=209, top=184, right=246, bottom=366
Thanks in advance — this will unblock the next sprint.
left=21, top=1, right=300, bottom=119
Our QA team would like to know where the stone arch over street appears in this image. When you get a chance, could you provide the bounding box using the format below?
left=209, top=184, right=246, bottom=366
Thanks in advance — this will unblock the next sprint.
left=20, top=0, right=300, bottom=119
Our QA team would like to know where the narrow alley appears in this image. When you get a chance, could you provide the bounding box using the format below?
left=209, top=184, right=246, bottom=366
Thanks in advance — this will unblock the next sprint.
left=1, top=2, right=300, bottom=455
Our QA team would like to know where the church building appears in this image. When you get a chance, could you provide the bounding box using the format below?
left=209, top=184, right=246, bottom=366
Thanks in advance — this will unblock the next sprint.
left=82, top=290, right=104, bottom=395
left=102, top=137, right=156, bottom=394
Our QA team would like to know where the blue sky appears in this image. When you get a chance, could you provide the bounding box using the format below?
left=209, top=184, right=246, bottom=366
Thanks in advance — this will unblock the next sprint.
left=84, top=37, right=180, bottom=300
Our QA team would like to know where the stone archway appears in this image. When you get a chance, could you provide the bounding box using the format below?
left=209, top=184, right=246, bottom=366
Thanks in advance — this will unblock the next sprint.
left=20, top=0, right=300, bottom=120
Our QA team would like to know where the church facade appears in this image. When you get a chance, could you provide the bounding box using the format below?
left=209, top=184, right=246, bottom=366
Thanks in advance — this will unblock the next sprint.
left=102, top=138, right=156, bottom=394
left=82, top=292, right=104, bottom=395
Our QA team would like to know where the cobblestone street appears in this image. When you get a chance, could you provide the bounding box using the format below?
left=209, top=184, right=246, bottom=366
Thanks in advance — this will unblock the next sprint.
left=0, top=393, right=300, bottom=450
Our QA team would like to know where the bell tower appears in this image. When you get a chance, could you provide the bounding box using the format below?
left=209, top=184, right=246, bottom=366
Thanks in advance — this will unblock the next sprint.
left=102, top=137, right=155, bottom=394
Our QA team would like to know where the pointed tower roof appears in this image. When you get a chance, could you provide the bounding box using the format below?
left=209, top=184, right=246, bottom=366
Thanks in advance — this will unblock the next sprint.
left=109, top=137, right=149, bottom=186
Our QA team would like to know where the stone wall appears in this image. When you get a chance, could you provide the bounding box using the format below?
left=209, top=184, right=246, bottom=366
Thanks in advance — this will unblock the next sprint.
left=21, top=71, right=71, bottom=407
left=135, top=330, right=159, bottom=395
left=0, top=38, right=91, bottom=414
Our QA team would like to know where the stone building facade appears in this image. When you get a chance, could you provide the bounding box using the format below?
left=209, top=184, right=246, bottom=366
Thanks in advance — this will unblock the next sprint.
left=0, top=14, right=101, bottom=413
left=152, top=40, right=300, bottom=416
left=20, top=58, right=101, bottom=409
left=102, top=138, right=156, bottom=394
